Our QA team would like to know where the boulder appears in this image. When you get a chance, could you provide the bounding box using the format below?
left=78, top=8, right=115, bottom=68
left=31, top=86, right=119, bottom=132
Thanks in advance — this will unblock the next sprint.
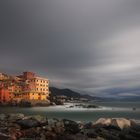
left=99, top=130, right=120, bottom=140
left=8, top=113, right=24, bottom=121
left=19, top=138, right=34, bottom=140
left=129, top=129, right=140, bottom=138
left=53, top=126, right=65, bottom=134
left=130, top=120, right=140, bottom=131
left=94, top=118, right=131, bottom=130
left=63, top=119, right=80, bottom=134
left=85, top=129, right=98, bottom=138
left=45, top=131, right=56, bottom=140
left=86, top=105, right=99, bottom=108
left=56, top=121, right=64, bottom=127
left=95, top=136, right=106, bottom=140
left=0, top=132, right=11, bottom=140
left=57, top=133, right=87, bottom=140
left=47, top=119, right=65, bottom=134
left=17, top=119, right=39, bottom=128
left=48, top=119, right=59, bottom=127
left=84, top=122, right=94, bottom=129
left=31, top=115, right=47, bottom=124
left=0, top=114, right=6, bottom=121
left=111, top=118, right=131, bottom=130
left=94, top=118, right=112, bottom=127
left=122, top=134, right=139, bottom=140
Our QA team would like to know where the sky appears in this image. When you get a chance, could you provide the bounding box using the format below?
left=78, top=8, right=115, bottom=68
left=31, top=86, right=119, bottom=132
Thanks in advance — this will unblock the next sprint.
left=0, top=0, right=140, bottom=97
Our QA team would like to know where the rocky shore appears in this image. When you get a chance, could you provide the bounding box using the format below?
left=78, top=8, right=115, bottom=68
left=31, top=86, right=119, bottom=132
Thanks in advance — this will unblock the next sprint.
left=0, top=114, right=140, bottom=140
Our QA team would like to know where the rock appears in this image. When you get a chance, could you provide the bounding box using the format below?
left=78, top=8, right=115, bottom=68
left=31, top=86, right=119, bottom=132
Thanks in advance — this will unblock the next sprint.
left=85, top=129, right=98, bottom=138
left=75, top=104, right=99, bottom=108
left=54, top=121, right=65, bottom=134
left=60, top=133, right=93, bottom=140
left=123, top=134, right=139, bottom=140
left=63, top=119, right=80, bottom=134
left=55, top=120, right=64, bottom=128
left=9, top=129, right=22, bottom=140
left=19, top=100, right=32, bottom=107
left=103, top=124, right=121, bottom=131
left=94, top=118, right=112, bottom=127
left=95, top=136, right=106, bottom=140
left=84, top=122, right=94, bottom=129
left=54, top=126, right=65, bottom=134
left=130, top=120, right=140, bottom=131
left=8, top=113, right=24, bottom=121
left=86, top=105, right=99, bottom=108
left=129, top=129, right=140, bottom=138
left=19, top=138, right=34, bottom=140
left=48, top=119, right=59, bottom=127
left=47, top=119, right=65, bottom=134
left=31, top=115, right=47, bottom=124
left=77, top=121, right=84, bottom=130
left=99, top=131, right=120, bottom=140
left=0, top=114, right=6, bottom=121
left=50, top=102, right=56, bottom=106
left=44, top=125, right=52, bottom=131
left=111, top=118, right=131, bottom=130
left=17, top=119, right=39, bottom=128
left=45, top=131, right=56, bottom=140
left=75, top=133, right=88, bottom=140
left=0, top=113, right=140, bottom=140
left=40, top=133, right=46, bottom=140
left=21, top=128, right=39, bottom=138
left=0, top=132, right=11, bottom=140
left=94, top=118, right=131, bottom=130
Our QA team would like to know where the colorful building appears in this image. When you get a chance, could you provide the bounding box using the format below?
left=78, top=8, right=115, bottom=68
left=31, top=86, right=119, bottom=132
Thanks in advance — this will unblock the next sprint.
left=0, top=72, right=50, bottom=103
left=0, top=88, right=13, bottom=103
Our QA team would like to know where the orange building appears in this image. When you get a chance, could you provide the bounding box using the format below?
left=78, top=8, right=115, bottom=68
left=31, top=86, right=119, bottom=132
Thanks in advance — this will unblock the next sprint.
left=0, top=88, right=13, bottom=103
left=0, top=71, right=50, bottom=103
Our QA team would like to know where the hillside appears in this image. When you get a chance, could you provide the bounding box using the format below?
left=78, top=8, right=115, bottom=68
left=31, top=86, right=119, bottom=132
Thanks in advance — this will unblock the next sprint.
left=49, top=87, right=98, bottom=100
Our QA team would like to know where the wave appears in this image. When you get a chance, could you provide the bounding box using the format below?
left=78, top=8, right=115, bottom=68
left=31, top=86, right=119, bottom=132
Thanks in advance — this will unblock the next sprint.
left=44, top=103, right=140, bottom=112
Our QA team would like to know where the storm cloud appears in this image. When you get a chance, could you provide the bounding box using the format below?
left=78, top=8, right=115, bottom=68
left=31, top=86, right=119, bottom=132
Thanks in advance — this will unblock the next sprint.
left=1, top=0, right=140, bottom=97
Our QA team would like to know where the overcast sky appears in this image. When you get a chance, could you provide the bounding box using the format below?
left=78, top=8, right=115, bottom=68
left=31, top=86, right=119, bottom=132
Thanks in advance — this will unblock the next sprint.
left=0, top=0, right=140, bottom=97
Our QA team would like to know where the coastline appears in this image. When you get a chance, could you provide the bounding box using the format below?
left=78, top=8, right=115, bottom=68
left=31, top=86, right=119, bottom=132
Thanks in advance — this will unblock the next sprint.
left=0, top=101, right=140, bottom=123
left=0, top=113, right=140, bottom=140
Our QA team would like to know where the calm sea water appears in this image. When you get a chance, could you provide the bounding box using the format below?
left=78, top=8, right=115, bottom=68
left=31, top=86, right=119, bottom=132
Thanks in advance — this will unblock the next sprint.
left=0, top=101, right=140, bottom=122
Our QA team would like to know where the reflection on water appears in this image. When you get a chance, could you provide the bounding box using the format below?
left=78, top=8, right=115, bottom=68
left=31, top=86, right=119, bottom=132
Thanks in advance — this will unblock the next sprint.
left=0, top=101, right=140, bottom=122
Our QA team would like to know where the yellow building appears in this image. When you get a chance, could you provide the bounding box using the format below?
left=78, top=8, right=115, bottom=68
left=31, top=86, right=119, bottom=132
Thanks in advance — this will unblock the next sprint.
left=1, top=71, right=50, bottom=102
left=16, top=72, right=50, bottom=101
left=34, top=76, right=49, bottom=97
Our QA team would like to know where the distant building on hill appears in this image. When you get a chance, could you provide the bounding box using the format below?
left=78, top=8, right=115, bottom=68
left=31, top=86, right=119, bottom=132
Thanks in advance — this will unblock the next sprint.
left=0, top=71, right=50, bottom=103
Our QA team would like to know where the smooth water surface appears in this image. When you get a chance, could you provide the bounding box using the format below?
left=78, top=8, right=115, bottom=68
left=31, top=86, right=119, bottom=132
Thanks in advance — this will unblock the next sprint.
left=0, top=101, right=140, bottom=122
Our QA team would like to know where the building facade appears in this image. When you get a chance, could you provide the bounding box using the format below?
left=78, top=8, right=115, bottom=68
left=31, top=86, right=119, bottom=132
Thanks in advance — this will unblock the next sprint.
left=0, top=72, right=50, bottom=103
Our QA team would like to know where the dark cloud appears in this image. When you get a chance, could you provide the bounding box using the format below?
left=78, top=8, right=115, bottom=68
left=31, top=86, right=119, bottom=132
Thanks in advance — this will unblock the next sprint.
left=1, top=0, right=140, bottom=97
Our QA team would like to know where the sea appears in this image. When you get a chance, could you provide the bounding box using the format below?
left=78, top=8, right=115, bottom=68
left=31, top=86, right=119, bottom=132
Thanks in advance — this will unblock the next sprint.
left=0, top=101, right=140, bottom=122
